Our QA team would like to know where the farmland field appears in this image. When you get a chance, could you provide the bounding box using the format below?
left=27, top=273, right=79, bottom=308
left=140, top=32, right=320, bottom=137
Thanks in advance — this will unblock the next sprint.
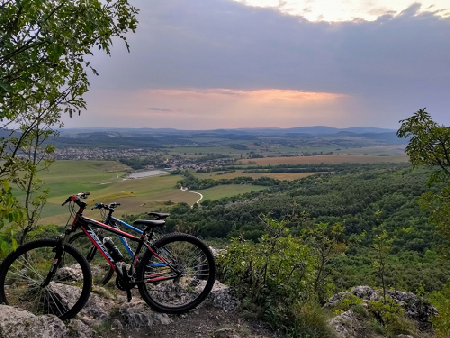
left=237, top=154, right=409, bottom=165
left=193, top=171, right=315, bottom=181
left=32, top=160, right=270, bottom=225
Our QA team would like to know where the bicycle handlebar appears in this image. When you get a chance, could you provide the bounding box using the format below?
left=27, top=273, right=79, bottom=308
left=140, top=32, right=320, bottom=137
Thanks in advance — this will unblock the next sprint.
left=62, top=191, right=91, bottom=206
left=91, top=202, right=121, bottom=210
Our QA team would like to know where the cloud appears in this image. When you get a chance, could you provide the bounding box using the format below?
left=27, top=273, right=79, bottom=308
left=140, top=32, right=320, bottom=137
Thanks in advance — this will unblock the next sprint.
left=77, top=0, right=450, bottom=128
left=146, top=107, right=177, bottom=112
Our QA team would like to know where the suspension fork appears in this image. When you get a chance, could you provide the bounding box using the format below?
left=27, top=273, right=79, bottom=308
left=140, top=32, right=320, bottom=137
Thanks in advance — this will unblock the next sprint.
left=40, top=239, right=65, bottom=288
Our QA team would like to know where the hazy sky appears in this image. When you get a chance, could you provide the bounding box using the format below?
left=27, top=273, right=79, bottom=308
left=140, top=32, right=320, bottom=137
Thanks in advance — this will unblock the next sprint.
left=62, top=0, right=450, bottom=129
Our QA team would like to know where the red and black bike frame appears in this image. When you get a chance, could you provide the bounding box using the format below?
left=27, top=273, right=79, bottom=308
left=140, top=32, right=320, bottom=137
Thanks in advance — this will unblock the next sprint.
left=69, top=203, right=173, bottom=283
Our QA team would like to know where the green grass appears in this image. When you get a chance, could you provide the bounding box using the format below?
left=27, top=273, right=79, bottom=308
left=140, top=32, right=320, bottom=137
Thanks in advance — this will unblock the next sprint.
left=29, top=161, right=193, bottom=225
left=200, top=184, right=268, bottom=200
left=34, top=162, right=265, bottom=225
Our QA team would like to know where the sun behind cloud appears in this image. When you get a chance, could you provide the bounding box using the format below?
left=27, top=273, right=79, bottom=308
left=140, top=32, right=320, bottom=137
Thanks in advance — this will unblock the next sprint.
left=230, top=0, right=450, bottom=22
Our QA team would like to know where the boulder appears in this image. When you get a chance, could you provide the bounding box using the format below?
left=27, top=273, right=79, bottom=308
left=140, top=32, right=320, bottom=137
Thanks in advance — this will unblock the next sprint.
left=0, top=305, right=90, bottom=338
left=206, top=281, right=240, bottom=311
left=118, top=299, right=172, bottom=328
left=350, top=285, right=381, bottom=301
left=328, top=310, right=365, bottom=338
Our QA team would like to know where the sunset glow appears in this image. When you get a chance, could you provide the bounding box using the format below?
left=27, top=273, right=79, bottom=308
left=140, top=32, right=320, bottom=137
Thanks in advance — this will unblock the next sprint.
left=76, top=88, right=350, bottom=129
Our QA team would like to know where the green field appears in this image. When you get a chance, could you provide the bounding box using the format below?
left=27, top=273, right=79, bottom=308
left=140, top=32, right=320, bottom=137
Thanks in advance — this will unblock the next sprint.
left=30, top=160, right=269, bottom=225
left=199, top=184, right=268, bottom=200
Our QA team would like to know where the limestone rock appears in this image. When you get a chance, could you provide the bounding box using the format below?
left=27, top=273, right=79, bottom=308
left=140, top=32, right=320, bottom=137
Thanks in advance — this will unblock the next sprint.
left=0, top=305, right=87, bottom=338
left=209, top=246, right=227, bottom=258
left=350, top=285, right=381, bottom=301
left=328, top=310, right=365, bottom=338
left=66, top=319, right=93, bottom=338
left=118, top=299, right=172, bottom=328
left=207, top=281, right=240, bottom=311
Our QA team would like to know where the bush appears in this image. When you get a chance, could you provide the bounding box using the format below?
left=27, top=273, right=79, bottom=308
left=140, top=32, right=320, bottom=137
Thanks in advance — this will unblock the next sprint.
left=219, top=217, right=335, bottom=337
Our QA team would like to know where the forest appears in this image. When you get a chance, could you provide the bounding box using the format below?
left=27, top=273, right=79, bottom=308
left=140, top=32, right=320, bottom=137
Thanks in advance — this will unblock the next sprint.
left=124, top=162, right=450, bottom=295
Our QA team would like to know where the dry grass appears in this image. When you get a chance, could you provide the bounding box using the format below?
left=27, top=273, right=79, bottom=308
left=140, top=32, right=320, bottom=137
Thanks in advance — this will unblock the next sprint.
left=238, top=154, right=409, bottom=165
left=195, top=172, right=315, bottom=181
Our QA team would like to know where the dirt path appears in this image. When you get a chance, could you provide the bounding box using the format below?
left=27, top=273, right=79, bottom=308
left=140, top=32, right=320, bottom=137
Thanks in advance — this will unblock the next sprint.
left=113, top=304, right=284, bottom=338
left=180, top=186, right=203, bottom=206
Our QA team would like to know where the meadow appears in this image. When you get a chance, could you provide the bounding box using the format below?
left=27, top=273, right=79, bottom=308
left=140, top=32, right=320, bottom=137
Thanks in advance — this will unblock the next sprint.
left=32, top=161, right=268, bottom=225
left=30, top=151, right=409, bottom=225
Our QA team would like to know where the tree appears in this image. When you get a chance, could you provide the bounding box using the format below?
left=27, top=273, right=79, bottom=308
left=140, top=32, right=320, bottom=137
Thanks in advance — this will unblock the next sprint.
left=397, top=108, right=450, bottom=246
left=302, top=221, right=346, bottom=304
left=1, top=0, right=138, bottom=120
left=372, top=229, right=392, bottom=303
left=0, top=0, right=138, bottom=246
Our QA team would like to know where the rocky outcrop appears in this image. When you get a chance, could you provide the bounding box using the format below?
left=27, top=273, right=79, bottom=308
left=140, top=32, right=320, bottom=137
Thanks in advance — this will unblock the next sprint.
left=0, top=280, right=242, bottom=338
left=0, top=305, right=91, bottom=338
left=326, top=286, right=438, bottom=338
left=118, top=300, right=171, bottom=328
left=206, top=281, right=241, bottom=311
left=387, top=290, right=438, bottom=326
left=328, top=310, right=366, bottom=338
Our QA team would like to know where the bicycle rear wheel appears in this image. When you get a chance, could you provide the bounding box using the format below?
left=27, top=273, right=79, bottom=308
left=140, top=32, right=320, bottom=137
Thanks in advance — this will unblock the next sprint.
left=0, top=238, right=92, bottom=320
left=68, top=231, right=114, bottom=285
left=137, top=233, right=216, bottom=313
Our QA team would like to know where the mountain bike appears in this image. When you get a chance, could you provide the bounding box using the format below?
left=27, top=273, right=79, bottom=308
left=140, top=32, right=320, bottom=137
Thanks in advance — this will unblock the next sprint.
left=68, top=201, right=169, bottom=284
left=0, top=192, right=216, bottom=320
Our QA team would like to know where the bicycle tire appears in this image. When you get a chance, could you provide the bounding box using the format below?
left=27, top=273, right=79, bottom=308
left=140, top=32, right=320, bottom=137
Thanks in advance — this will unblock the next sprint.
left=68, top=232, right=114, bottom=285
left=137, top=233, right=216, bottom=313
left=0, top=238, right=92, bottom=320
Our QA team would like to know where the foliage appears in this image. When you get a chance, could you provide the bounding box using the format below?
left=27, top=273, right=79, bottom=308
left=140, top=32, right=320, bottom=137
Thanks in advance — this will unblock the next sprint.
left=0, top=0, right=138, bottom=120
left=397, top=108, right=450, bottom=179
left=368, top=297, right=403, bottom=327
left=302, top=221, right=346, bottom=303
left=220, top=217, right=315, bottom=304
left=0, top=180, right=21, bottom=256
left=397, top=108, right=450, bottom=245
left=332, top=294, right=364, bottom=314
left=219, top=217, right=339, bottom=336
left=0, top=0, right=138, bottom=246
left=168, top=163, right=450, bottom=293
left=430, top=282, right=450, bottom=338
left=372, top=229, right=393, bottom=303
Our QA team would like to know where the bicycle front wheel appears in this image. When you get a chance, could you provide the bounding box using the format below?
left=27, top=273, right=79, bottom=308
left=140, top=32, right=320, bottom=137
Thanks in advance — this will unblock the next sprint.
left=0, top=238, right=92, bottom=320
left=137, top=233, right=216, bottom=313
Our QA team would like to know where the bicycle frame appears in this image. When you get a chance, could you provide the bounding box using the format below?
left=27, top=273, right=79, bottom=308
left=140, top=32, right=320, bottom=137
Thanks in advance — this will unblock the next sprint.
left=108, top=216, right=144, bottom=259
left=70, top=207, right=172, bottom=283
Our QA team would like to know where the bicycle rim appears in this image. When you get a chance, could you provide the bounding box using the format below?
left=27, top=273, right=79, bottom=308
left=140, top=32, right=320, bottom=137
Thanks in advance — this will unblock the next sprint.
left=137, top=233, right=216, bottom=313
left=0, top=239, right=92, bottom=320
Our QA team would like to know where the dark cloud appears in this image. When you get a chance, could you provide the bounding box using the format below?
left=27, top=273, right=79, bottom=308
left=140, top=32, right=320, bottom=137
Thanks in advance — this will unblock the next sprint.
left=86, top=0, right=450, bottom=126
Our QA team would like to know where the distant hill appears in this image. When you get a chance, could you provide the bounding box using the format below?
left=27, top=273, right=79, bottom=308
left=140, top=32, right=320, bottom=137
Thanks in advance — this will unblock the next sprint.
left=58, top=126, right=396, bottom=137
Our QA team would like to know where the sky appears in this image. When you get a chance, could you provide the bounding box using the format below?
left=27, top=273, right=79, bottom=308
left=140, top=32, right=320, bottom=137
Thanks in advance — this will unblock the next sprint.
left=62, top=0, right=450, bottom=130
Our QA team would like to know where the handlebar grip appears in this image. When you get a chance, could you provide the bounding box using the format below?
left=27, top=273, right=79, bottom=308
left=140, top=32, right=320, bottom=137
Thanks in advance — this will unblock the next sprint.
left=62, top=197, right=71, bottom=206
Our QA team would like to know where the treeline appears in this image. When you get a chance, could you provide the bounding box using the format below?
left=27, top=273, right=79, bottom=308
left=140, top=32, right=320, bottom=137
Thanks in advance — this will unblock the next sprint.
left=123, top=163, right=450, bottom=293
left=178, top=171, right=279, bottom=190
left=119, top=156, right=165, bottom=170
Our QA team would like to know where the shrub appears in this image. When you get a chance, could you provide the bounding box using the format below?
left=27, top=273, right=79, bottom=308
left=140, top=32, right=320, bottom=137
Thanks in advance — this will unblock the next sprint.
left=219, top=217, right=336, bottom=337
